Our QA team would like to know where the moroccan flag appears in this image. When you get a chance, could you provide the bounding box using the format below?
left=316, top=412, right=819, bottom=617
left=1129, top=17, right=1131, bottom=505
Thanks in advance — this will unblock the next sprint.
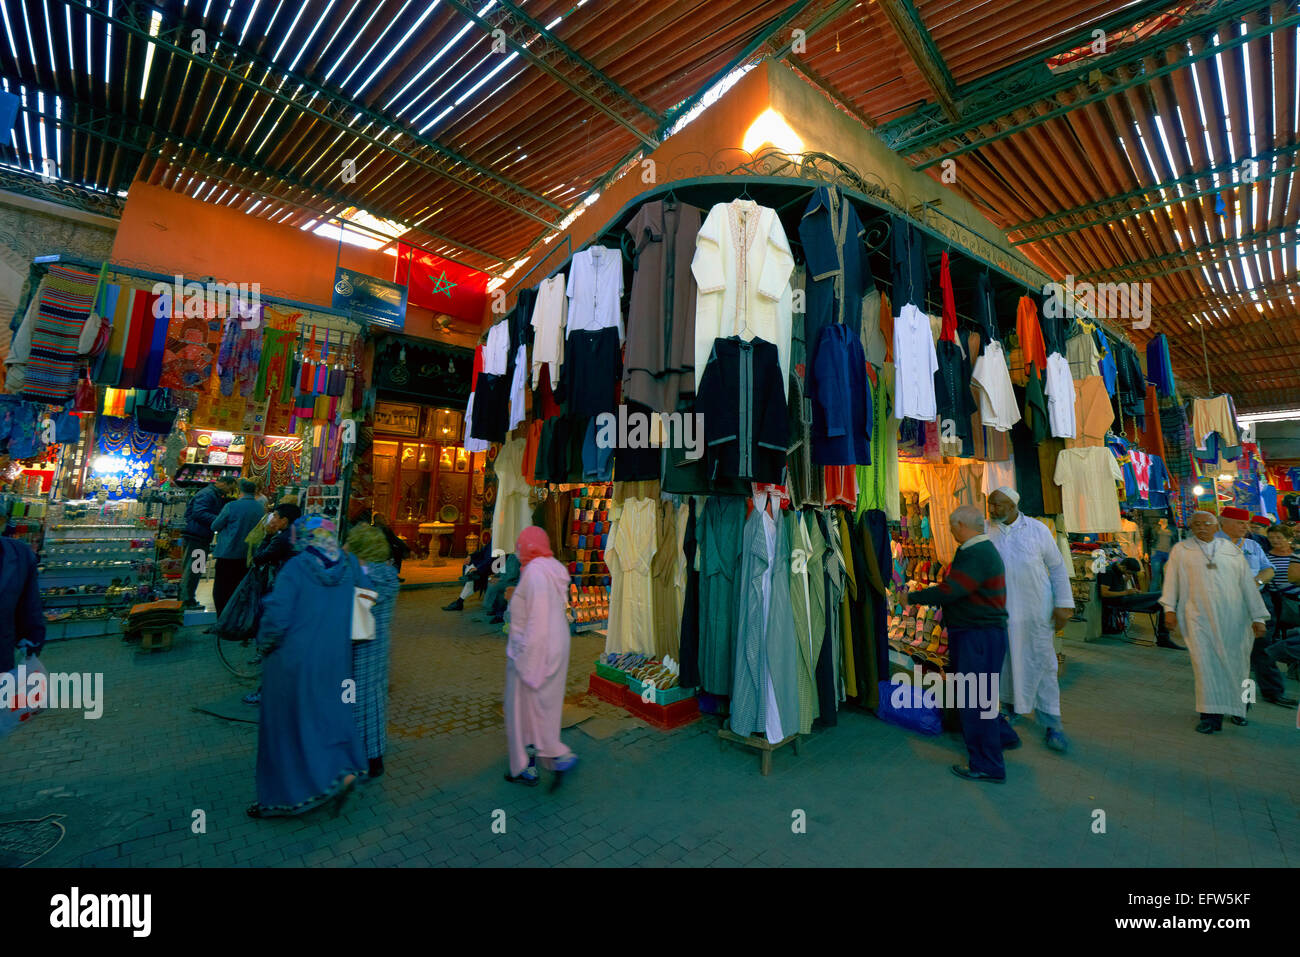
left=395, top=244, right=489, bottom=324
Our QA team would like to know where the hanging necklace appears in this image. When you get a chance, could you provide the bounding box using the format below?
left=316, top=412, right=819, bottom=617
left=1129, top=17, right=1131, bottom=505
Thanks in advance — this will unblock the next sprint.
left=1192, top=537, right=1218, bottom=570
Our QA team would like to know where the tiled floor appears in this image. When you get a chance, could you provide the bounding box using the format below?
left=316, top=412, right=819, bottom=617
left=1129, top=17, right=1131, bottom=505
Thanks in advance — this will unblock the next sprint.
left=4, top=587, right=1297, bottom=867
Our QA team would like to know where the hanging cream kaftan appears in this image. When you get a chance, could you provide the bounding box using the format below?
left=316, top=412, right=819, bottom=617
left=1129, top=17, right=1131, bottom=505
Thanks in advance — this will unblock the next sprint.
left=491, top=436, right=532, bottom=555
left=1160, top=538, right=1269, bottom=717
left=605, top=497, right=657, bottom=655
left=691, top=200, right=795, bottom=387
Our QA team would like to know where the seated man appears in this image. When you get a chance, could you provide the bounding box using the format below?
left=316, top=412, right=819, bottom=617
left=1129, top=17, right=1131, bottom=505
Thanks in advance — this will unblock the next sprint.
left=481, top=553, right=521, bottom=624
left=1099, top=557, right=1181, bottom=648
left=443, top=536, right=494, bottom=612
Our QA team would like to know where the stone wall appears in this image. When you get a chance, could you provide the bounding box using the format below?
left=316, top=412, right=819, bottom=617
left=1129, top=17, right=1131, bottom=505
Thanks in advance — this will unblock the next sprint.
left=0, top=193, right=118, bottom=365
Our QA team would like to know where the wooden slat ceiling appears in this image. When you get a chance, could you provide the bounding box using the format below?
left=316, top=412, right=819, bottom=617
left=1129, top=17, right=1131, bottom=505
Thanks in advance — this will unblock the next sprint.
left=1, top=0, right=1295, bottom=411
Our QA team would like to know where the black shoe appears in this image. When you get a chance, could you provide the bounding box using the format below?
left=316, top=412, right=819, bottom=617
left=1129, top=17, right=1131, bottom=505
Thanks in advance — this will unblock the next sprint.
left=951, top=764, right=1005, bottom=784
left=368, top=757, right=385, bottom=779
left=1230, top=715, right=1248, bottom=726
left=1264, top=695, right=1299, bottom=708
left=1195, top=719, right=1218, bottom=734
left=488, top=613, right=505, bottom=624
left=1156, top=634, right=1185, bottom=649
left=442, top=598, right=464, bottom=611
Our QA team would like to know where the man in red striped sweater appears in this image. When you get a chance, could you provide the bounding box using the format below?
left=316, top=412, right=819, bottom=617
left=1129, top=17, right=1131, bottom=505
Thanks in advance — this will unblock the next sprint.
left=908, top=505, right=1020, bottom=783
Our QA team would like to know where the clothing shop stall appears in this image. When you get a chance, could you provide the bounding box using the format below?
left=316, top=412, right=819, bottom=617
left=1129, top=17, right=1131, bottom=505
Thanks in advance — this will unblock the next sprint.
left=1, top=255, right=368, bottom=641
left=459, top=168, right=1188, bottom=765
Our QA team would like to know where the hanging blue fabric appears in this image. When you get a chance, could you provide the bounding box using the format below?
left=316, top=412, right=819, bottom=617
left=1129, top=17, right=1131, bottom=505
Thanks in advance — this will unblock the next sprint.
left=1144, top=333, right=1176, bottom=398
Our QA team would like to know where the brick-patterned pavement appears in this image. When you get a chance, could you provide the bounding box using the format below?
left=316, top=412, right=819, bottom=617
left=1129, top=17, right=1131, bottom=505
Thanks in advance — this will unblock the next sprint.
left=3, top=586, right=1297, bottom=867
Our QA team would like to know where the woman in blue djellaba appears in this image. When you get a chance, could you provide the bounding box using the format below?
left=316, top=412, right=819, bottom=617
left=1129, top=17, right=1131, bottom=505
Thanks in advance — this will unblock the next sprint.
left=248, top=515, right=367, bottom=819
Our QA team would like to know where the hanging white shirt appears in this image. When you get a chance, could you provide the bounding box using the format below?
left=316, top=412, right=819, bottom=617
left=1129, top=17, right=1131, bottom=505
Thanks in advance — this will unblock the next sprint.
left=566, top=245, right=624, bottom=342
left=1043, top=351, right=1076, bottom=439
left=971, top=340, right=1021, bottom=431
left=892, top=303, right=939, bottom=421
left=530, top=273, right=567, bottom=389
left=1054, top=446, right=1124, bottom=533
left=981, top=454, right=1017, bottom=495
left=507, top=344, right=527, bottom=432
left=462, top=391, right=488, bottom=452
left=482, top=321, right=510, bottom=376
left=692, top=200, right=795, bottom=385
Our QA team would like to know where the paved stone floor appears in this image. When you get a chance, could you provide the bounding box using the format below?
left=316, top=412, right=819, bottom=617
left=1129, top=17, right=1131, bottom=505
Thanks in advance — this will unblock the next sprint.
left=4, top=587, right=1298, bottom=868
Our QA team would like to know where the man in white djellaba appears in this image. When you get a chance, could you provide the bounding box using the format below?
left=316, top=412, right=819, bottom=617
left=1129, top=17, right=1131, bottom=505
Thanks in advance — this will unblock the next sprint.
left=1160, top=510, right=1270, bottom=735
left=986, top=487, right=1075, bottom=753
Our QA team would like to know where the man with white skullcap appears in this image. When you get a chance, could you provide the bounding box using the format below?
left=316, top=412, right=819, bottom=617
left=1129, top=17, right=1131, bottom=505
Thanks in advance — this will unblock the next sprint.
left=986, top=486, right=1075, bottom=752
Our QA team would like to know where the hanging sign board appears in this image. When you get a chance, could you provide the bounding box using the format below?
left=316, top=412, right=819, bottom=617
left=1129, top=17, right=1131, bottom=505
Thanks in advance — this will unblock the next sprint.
left=332, top=267, right=407, bottom=330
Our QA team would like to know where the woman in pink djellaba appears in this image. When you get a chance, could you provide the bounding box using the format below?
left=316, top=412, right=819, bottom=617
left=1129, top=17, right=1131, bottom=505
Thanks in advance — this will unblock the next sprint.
left=504, top=526, right=579, bottom=790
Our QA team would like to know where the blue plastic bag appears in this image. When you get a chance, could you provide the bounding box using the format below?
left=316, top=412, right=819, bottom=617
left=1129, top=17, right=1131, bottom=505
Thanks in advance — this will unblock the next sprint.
left=875, top=679, right=943, bottom=735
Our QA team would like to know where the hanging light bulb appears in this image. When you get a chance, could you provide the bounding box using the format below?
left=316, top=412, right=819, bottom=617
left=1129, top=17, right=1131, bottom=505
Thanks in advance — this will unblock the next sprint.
left=1192, top=484, right=1206, bottom=497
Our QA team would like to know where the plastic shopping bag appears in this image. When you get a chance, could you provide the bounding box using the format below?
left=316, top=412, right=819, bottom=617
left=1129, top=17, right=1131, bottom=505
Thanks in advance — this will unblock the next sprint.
left=0, top=654, right=48, bottom=739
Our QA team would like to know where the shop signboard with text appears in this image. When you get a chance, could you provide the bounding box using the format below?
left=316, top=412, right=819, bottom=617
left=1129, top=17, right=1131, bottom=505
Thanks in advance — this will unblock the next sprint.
left=332, top=267, right=407, bottom=330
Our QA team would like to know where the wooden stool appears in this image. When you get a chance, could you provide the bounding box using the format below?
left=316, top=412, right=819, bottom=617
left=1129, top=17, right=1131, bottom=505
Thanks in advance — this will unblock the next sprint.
left=136, top=627, right=175, bottom=652
left=718, top=727, right=800, bottom=775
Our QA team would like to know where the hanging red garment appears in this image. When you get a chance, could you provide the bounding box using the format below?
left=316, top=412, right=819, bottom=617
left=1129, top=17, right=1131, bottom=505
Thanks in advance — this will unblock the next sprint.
left=1015, top=295, right=1047, bottom=376
left=939, top=252, right=958, bottom=343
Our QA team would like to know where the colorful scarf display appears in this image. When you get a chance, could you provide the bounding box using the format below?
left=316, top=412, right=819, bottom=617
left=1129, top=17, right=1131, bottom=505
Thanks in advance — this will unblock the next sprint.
left=21, top=265, right=99, bottom=401
left=160, top=314, right=223, bottom=390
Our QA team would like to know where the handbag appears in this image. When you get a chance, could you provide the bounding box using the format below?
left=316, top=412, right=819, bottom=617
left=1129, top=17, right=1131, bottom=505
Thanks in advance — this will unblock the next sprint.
left=136, top=389, right=179, bottom=434
left=216, top=565, right=269, bottom=642
left=0, top=653, right=47, bottom=740
left=1273, top=589, right=1300, bottom=631
left=74, top=369, right=96, bottom=414
left=351, top=555, right=378, bottom=642
left=52, top=402, right=81, bottom=444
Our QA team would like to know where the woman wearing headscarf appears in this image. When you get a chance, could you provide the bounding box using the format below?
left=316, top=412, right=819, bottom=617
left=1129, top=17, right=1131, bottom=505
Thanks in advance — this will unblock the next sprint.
left=249, top=516, right=368, bottom=818
left=504, top=526, right=578, bottom=788
left=345, top=523, right=400, bottom=778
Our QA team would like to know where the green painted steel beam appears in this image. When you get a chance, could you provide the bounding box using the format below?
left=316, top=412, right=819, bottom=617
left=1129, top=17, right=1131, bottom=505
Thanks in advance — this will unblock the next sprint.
left=1078, top=224, right=1296, bottom=282
left=56, top=0, right=566, bottom=228
left=876, top=0, right=959, bottom=118
left=1010, top=145, right=1300, bottom=245
left=441, top=0, right=662, bottom=149
left=18, top=99, right=512, bottom=272
left=658, top=0, right=824, bottom=135
left=878, top=0, right=1283, bottom=159
left=913, top=9, right=1300, bottom=171
left=503, top=0, right=837, bottom=270
left=880, top=0, right=1246, bottom=153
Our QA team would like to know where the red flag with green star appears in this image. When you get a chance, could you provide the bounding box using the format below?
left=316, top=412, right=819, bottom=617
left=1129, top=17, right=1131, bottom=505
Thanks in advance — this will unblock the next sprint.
left=395, top=244, right=489, bottom=324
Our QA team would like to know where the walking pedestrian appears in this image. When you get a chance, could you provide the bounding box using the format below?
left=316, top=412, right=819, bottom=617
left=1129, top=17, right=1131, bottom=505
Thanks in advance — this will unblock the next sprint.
left=1160, top=511, right=1270, bottom=734
left=248, top=516, right=366, bottom=818
left=503, top=526, right=578, bottom=789
left=345, top=523, right=400, bottom=779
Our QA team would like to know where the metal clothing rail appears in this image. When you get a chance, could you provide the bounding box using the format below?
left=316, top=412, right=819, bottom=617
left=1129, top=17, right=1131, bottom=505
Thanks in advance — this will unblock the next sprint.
left=500, top=174, right=1051, bottom=311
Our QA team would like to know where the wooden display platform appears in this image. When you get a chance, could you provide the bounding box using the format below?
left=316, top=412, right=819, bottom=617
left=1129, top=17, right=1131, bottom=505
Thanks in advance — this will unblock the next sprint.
left=718, top=727, right=801, bottom=776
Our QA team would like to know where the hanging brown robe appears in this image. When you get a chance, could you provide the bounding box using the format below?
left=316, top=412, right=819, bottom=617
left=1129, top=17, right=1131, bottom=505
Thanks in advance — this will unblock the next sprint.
left=623, top=200, right=704, bottom=412
left=650, top=500, right=680, bottom=659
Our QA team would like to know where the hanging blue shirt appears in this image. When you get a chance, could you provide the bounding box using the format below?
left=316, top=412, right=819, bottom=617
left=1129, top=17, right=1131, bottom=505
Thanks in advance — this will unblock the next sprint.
left=1095, top=328, right=1118, bottom=397
left=1144, top=333, right=1176, bottom=398
left=1261, top=483, right=1278, bottom=520
left=1146, top=455, right=1170, bottom=509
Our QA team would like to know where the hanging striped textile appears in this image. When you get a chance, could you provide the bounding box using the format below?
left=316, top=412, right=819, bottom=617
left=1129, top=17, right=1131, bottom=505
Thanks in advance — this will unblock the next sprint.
left=21, top=265, right=99, bottom=401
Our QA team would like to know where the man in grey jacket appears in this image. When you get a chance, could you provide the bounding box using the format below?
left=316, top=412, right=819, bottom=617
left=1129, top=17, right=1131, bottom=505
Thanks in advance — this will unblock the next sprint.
left=210, top=479, right=267, bottom=616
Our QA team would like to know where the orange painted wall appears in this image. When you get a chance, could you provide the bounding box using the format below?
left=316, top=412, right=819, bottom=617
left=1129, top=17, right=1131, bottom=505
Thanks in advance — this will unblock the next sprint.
left=110, top=181, right=479, bottom=349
